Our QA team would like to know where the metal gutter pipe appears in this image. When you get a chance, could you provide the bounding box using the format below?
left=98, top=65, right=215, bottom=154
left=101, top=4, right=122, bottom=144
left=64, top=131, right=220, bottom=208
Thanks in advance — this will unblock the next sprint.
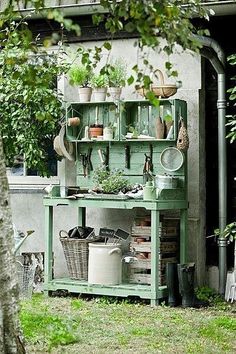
left=192, top=34, right=227, bottom=295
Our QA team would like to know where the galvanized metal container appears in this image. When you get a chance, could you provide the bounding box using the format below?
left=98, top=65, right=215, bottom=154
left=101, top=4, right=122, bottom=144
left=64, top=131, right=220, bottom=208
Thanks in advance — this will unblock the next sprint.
left=156, top=175, right=178, bottom=189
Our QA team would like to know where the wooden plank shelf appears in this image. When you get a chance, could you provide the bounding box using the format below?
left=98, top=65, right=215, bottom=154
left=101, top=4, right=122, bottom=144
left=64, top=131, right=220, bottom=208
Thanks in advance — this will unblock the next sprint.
left=44, top=98, right=188, bottom=306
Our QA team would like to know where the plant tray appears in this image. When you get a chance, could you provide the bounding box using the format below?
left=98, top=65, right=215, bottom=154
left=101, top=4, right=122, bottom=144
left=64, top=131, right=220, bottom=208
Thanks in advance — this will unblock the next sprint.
left=85, top=194, right=129, bottom=200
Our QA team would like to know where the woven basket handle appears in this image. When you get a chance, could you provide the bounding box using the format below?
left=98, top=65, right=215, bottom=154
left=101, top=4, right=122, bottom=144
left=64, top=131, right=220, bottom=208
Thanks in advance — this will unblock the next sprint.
left=150, top=69, right=165, bottom=97
left=59, top=230, right=69, bottom=238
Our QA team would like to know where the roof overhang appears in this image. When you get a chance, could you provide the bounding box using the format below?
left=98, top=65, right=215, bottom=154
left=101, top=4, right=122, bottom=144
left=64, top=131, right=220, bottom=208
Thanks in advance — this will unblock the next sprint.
left=2, top=1, right=236, bottom=19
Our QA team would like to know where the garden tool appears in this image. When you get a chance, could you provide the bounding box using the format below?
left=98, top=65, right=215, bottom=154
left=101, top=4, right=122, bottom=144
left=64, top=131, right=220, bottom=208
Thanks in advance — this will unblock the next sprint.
left=143, top=153, right=152, bottom=184
left=166, top=262, right=180, bottom=307
left=125, top=145, right=130, bottom=169
left=149, top=144, right=153, bottom=172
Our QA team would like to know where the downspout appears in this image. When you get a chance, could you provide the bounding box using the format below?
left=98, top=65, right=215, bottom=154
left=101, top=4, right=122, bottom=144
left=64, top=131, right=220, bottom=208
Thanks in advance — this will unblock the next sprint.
left=192, top=35, right=227, bottom=295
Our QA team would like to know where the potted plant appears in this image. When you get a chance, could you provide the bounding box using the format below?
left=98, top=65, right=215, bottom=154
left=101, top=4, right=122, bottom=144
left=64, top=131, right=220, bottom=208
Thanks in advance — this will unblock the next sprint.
left=93, top=167, right=129, bottom=194
left=89, top=106, right=103, bottom=138
left=107, top=59, right=127, bottom=100
left=90, top=73, right=108, bottom=101
left=68, top=65, right=92, bottom=102
left=103, top=122, right=114, bottom=141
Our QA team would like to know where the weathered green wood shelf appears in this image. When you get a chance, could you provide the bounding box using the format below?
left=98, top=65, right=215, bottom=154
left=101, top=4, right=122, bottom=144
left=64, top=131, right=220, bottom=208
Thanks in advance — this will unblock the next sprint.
left=43, top=99, right=188, bottom=306
left=43, top=197, right=188, bottom=306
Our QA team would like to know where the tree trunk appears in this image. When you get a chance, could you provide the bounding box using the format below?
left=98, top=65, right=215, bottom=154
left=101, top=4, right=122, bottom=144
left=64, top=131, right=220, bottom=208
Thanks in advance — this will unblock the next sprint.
left=0, top=136, right=26, bottom=354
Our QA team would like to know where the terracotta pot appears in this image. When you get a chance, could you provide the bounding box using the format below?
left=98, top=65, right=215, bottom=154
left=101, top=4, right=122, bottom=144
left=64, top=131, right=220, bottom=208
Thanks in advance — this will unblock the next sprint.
left=89, top=126, right=103, bottom=138
left=135, top=237, right=146, bottom=243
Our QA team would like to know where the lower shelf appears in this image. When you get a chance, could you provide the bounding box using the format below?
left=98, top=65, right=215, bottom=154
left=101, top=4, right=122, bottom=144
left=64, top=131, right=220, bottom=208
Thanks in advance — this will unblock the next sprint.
left=44, top=278, right=168, bottom=300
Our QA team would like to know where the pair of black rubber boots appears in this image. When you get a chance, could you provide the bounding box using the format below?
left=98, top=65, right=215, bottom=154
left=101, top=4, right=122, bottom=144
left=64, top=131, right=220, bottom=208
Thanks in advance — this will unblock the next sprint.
left=166, top=262, right=206, bottom=308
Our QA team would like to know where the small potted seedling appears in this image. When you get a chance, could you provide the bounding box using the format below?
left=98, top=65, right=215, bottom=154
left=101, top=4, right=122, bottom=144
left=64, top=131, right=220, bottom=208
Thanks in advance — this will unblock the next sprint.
left=90, top=73, right=108, bottom=101
left=68, top=65, right=92, bottom=102
left=103, top=122, right=114, bottom=141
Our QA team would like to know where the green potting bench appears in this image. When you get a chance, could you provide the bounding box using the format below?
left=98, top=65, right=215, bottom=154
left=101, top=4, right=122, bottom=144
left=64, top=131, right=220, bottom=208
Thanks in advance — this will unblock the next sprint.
left=43, top=99, right=188, bottom=306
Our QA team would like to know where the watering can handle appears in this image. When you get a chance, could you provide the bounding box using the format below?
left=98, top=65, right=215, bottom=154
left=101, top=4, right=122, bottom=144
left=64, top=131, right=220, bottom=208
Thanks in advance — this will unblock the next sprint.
left=109, top=248, right=121, bottom=255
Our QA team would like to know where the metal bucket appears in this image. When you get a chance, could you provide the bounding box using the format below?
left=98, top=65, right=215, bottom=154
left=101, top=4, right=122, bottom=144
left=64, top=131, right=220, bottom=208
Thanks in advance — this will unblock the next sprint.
left=88, top=243, right=122, bottom=285
left=156, top=175, right=178, bottom=189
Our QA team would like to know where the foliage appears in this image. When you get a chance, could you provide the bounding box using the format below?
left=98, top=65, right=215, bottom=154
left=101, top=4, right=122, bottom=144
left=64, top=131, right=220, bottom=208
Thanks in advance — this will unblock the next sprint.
left=68, top=65, right=92, bottom=87
left=106, top=58, right=127, bottom=87
left=226, top=54, right=236, bottom=142
left=214, top=221, right=236, bottom=242
left=20, top=301, right=79, bottom=351
left=195, top=286, right=225, bottom=307
left=90, top=73, right=109, bottom=88
left=93, top=0, right=208, bottom=106
left=0, top=1, right=81, bottom=176
left=93, top=166, right=129, bottom=193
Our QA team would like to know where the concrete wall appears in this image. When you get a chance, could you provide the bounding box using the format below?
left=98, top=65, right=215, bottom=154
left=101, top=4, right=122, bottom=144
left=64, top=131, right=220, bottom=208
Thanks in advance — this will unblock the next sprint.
left=9, top=38, right=206, bottom=283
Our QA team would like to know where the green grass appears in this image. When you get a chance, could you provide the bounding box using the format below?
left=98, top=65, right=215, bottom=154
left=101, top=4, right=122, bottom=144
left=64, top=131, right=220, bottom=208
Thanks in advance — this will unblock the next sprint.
left=20, top=294, right=236, bottom=353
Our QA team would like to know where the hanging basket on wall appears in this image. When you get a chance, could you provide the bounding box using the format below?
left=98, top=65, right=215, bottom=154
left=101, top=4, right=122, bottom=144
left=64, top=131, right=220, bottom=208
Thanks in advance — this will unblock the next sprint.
left=136, top=69, right=178, bottom=98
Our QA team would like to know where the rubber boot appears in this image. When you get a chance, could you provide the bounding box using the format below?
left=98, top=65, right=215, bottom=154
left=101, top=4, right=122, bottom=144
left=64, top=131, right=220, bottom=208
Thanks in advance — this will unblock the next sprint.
left=177, top=263, right=196, bottom=308
left=166, top=262, right=180, bottom=307
left=177, top=263, right=208, bottom=308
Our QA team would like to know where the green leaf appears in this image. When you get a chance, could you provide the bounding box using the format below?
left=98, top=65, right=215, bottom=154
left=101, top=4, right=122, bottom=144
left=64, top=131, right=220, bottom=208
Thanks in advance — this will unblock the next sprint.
left=127, top=75, right=134, bottom=85
left=103, top=42, right=112, bottom=51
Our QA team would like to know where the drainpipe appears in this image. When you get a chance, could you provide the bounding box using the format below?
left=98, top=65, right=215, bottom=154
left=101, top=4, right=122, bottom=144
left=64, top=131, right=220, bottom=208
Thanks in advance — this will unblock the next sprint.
left=192, top=35, right=227, bottom=295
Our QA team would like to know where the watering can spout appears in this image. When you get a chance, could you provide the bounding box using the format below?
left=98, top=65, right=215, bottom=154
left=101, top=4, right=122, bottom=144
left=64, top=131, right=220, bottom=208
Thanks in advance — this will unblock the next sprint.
left=14, top=230, right=35, bottom=255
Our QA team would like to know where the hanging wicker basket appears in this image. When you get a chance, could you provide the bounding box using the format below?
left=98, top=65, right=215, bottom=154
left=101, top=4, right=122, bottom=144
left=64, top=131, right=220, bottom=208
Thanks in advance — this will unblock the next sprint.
left=137, top=69, right=177, bottom=98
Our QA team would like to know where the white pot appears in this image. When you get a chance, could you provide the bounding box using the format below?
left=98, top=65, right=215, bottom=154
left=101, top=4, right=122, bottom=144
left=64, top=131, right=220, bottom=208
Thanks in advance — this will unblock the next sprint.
left=93, top=87, right=107, bottom=101
left=103, top=126, right=113, bottom=141
left=78, top=87, right=92, bottom=103
left=88, top=243, right=122, bottom=285
left=109, top=87, right=122, bottom=100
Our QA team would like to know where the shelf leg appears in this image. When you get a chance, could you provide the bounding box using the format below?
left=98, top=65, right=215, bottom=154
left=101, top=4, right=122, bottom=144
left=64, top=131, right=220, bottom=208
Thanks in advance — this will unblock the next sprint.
left=78, top=207, right=86, bottom=227
left=44, top=205, right=53, bottom=296
left=150, top=209, right=160, bottom=306
left=180, top=209, right=188, bottom=263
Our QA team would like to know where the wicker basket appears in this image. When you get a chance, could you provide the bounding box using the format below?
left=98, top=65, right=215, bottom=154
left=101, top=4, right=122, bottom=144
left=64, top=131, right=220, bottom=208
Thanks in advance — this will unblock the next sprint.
left=137, top=69, right=177, bottom=98
left=16, top=260, right=36, bottom=299
left=60, top=230, right=94, bottom=280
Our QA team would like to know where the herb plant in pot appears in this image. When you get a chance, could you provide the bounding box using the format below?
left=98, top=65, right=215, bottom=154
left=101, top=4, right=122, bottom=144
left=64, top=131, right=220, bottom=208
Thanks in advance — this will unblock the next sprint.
left=93, top=167, right=129, bottom=194
left=90, top=73, right=108, bottom=101
left=107, top=59, right=127, bottom=100
left=68, top=65, right=92, bottom=102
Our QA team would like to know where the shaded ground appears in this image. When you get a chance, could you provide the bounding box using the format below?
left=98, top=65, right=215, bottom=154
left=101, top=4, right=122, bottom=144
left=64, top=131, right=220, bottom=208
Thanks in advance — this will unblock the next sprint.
left=20, top=294, right=236, bottom=354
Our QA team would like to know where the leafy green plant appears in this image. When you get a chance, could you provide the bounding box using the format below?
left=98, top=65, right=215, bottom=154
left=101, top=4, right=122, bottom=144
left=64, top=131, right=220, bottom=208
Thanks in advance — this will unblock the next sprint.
left=93, top=167, right=129, bottom=193
left=214, top=222, right=236, bottom=272
left=90, top=73, right=109, bottom=88
left=68, top=65, right=91, bottom=87
left=226, top=54, right=236, bottom=142
left=107, top=59, right=127, bottom=87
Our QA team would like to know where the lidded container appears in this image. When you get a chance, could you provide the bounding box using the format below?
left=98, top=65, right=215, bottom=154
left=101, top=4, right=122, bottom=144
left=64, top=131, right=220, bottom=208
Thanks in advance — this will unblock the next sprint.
left=156, top=175, right=178, bottom=189
left=88, top=243, right=122, bottom=285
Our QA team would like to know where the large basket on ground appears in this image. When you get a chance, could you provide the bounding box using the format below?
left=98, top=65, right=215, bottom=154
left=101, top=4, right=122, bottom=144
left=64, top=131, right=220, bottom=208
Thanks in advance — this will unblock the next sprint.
left=60, top=230, right=94, bottom=280
left=136, top=69, right=177, bottom=98
left=16, top=260, right=36, bottom=299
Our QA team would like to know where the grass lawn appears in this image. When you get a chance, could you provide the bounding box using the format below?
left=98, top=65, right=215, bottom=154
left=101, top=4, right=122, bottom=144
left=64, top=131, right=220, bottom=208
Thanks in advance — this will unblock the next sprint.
left=20, top=294, right=236, bottom=354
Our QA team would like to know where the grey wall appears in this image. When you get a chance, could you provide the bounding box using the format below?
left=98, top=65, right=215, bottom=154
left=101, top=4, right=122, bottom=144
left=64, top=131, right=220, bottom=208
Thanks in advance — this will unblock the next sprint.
left=9, top=38, right=206, bottom=283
